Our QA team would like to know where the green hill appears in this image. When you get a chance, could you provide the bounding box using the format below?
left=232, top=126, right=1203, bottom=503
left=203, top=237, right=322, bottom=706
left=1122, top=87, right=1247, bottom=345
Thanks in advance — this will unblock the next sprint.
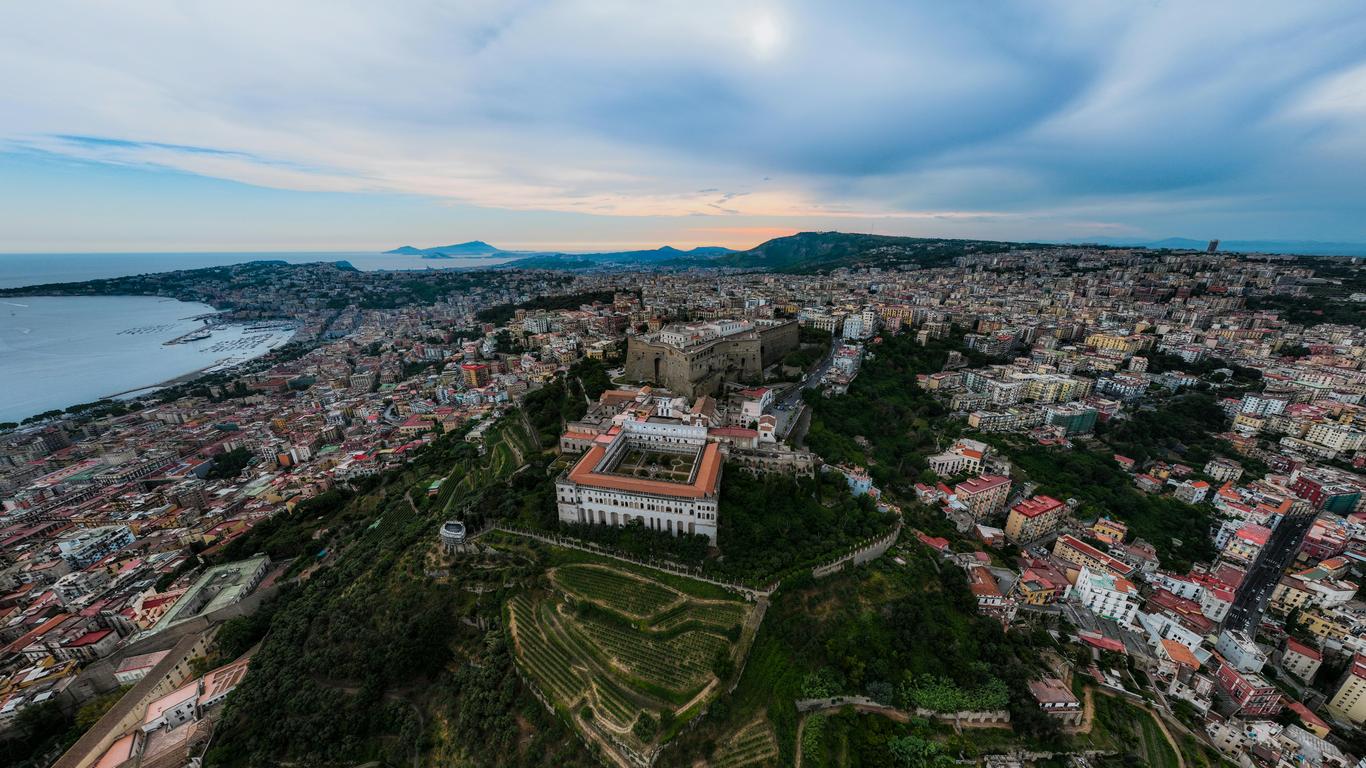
left=717, top=231, right=1046, bottom=273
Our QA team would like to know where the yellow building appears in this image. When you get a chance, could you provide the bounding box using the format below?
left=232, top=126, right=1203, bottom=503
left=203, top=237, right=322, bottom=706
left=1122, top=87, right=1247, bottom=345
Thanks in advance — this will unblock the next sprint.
left=1300, top=608, right=1352, bottom=644
left=1271, top=576, right=1314, bottom=615
left=1012, top=565, right=1069, bottom=606
left=1326, top=655, right=1366, bottom=725
left=1052, top=534, right=1134, bottom=579
left=1091, top=517, right=1128, bottom=545
left=1084, top=332, right=1144, bottom=355
left=1004, top=496, right=1066, bottom=543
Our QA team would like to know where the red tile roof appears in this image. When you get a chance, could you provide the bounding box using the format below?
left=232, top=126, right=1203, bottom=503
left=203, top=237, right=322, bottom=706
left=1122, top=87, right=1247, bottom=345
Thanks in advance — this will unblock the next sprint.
left=1285, top=637, right=1323, bottom=661
left=1012, top=495, right=1064, bottom=519
left=567, top=443, right=721, bottom=499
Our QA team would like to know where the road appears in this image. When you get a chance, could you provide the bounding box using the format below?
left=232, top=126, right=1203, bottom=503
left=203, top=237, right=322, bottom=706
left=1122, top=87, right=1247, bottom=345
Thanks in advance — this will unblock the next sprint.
left=772, top=342, right=838, bottom=437
left=1224, top=512, right=1315, bottom=635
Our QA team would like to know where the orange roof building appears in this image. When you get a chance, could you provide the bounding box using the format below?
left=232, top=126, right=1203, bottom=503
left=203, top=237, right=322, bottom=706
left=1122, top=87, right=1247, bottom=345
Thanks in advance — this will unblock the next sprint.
left=555, top=419, right=722, bottom=542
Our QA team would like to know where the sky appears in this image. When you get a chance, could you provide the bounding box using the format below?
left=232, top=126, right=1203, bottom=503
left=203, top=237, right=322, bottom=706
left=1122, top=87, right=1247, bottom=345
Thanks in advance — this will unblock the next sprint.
left=1, top=1, right=1365, bottom=253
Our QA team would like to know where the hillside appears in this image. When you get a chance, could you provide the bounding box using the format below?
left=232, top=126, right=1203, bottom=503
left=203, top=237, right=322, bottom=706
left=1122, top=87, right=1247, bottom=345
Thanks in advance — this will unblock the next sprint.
left=502, top=245, right=731, bottom=270
left=384, top=232, right=1071, bottom=273
left=715, top=232, right=1043, bottom=273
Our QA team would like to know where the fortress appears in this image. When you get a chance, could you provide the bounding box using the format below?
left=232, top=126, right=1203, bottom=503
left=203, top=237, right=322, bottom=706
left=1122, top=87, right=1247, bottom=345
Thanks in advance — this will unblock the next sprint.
left=625, top=318, right=798, bottom=398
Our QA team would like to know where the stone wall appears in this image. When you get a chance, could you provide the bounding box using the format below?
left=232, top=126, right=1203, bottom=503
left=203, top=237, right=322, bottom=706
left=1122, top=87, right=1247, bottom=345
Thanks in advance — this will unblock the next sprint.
left=624, top=321, right=798, bottom=398
left=794, top=695, right=1011, bottom=726
left=811, top=523, right=902, bottom=579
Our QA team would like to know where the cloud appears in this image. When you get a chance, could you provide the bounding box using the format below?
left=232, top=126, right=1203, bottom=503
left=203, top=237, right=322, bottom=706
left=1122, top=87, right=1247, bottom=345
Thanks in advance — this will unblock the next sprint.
left=1, top=0, right=1365, bottom=240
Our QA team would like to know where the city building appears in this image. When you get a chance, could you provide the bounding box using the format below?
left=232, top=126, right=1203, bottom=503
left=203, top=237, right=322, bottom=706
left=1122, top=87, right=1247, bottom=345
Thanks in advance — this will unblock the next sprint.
left=1052, top=534, right=1135, bottom=579
left=1204, top=458, right=1244, bottom=483
left=1004, top=495, right=1067, bottom=544
left=139, top=555, right=271, bottom=639
left=1072, top=566, right=1139, bottom=625
left=1214, top=630, right=1267, bottom=674
left=966, top=564, right=1017, bottom=627
left=1215, top=663, right=1282, bottom=717
left=952, top=474, right=1011, bottom=521
left=460, top=363, right=491, bottom=388
left=1325, top=654, right=1366, bottom=725
left=57, top=525, right=135, bottom=569
left=927, top=438, right=989, bottom=478
left=1043, top=402, right=1098, bottom=435
left=1279, top=638, right=1322, bottom=684
left=1028, top=678, right=1083, bottom=725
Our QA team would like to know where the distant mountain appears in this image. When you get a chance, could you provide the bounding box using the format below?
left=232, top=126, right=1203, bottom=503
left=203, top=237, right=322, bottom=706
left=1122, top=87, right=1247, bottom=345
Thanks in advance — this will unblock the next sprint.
left=383, top=241, right=502, bottom=258
left=384, top=241, right=733, bottom=269
left=715, top=231, right=1042, bottom=273
left=1077, top=237, right=1366, bottom=257
left=386, top=231, right=1366, bottom=276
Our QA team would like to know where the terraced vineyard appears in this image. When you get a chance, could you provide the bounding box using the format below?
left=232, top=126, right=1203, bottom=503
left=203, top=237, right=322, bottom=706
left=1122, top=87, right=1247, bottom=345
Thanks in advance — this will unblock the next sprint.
left=506, top=594, right=587, bottom=705
left=505, top=558, right=755, bottom=765
left=713, top=719, right=781, bottom=768
left=590, top=677, right=637, bottom=730
left=574, top=613, right=729, bottom=697
left=650, top=600, right=747, bottom=632
left=553, top=563, right=680, bottom=618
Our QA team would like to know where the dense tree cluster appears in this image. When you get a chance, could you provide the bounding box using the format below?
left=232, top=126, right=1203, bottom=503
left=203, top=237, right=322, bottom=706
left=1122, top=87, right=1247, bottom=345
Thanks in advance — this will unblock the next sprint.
left=1100, top=393, right=1231, bottom=467
left=475, top=289, right=618, bottom=326
left=801, top=334, right=957, bottom=488
left=998, top=443, right=1217, bottom=569
left=714, top=471, right=889, bottom=584
left=203, top=425, right=588, bottom=766
left=521, top=357, right=610, bottom=447
left=661, top=552, right=1057, bottom=767
left=206, top=446, right=254, bottom=480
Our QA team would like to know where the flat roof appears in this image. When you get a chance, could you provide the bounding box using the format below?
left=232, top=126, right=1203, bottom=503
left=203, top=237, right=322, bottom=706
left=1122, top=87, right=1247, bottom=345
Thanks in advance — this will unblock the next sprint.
left=1028, top=678, right=1078, bottom=705
left=1012, top=495, right=1063, bottom=518
left=148, top=554, right=268, bottom=634
left=144, top=681, right=198, bottom=726
left=92, top=733, right=137, bottom=768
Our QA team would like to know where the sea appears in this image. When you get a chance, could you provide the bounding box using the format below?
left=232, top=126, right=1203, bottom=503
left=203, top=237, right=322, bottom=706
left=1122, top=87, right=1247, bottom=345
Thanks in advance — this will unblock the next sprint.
left=0, top=251, right=515, bottom=423
left=0, top=250, right=515, bottom=290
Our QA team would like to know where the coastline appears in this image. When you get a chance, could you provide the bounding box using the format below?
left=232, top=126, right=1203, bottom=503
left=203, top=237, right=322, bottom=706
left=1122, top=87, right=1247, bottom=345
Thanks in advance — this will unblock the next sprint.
left=1, top=295, right=300, bottom=424
left=103, top=365, right=219, bottom=399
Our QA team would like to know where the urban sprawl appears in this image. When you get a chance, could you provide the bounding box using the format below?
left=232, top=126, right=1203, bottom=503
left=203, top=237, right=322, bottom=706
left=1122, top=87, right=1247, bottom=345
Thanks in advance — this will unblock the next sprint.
left=4, top=244, right=1366, bottom=768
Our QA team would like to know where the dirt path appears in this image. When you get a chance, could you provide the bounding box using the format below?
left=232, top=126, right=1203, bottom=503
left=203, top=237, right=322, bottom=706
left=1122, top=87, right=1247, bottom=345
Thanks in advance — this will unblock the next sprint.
left=1142, top=700, right=1187, bottom=768
left=1086, top=686, right=1186, bottom=768
left=1066, top=686, right=1096, bottom=735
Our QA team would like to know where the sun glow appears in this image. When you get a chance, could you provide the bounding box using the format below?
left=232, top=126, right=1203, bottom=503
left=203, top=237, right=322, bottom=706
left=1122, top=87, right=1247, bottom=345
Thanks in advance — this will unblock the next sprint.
left=750, top=12, right=782, bottom=59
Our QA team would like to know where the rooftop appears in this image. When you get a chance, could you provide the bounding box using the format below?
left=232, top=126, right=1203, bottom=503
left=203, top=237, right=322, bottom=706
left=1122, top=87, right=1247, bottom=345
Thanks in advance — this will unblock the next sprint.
left=567, top=442, right=721, bottom=499
left=1028, top=678, right=1079, bottom=707
left=1011, top=495, right=1063, bottom=518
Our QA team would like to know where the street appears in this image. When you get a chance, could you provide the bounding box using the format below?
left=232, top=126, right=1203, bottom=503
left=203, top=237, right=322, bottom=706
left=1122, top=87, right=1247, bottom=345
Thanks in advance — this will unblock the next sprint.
left=1223, top=512, right=1315, bottom=635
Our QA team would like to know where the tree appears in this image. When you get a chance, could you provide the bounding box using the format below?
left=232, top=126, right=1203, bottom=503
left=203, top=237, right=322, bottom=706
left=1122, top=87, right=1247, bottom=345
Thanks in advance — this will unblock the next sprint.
left=887, top=735, right=952, bottom=767
left=632, top=713, right=659, bottom=741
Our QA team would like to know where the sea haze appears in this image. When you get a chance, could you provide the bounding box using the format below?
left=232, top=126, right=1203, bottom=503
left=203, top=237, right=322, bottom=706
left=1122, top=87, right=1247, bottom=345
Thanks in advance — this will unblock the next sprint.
left=0, top=295, right=295, bottom=423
